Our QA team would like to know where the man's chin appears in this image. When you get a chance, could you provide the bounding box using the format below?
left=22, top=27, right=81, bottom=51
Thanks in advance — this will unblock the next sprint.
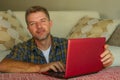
left=34, top=34, right=50, bottom=41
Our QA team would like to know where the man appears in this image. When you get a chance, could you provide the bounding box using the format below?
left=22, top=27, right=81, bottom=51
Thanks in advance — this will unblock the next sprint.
left=0, top=6, right=114, bottom=73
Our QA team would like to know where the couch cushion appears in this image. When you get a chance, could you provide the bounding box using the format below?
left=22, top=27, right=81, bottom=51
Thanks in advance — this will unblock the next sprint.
left=0, top=10, right=30, bottom=51
left=67, top=16, right=120, bottom=41
left=107, top=25, right=120, bottom=46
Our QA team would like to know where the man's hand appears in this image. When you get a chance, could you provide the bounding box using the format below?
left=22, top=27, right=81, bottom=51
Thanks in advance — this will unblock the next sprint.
left=101, top=45, right=114, bottom=67
left=39, top=61, right=65, bottom=73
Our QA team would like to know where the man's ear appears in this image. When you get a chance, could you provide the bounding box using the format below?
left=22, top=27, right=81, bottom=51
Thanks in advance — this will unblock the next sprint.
left=27, top=26, right=30, bottom=31
left=49, top=20, right=53, bottom=28
left=27, top=26, right=29, bottom=30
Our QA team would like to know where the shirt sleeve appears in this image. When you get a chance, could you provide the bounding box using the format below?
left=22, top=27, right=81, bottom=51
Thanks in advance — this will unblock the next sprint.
left=5, top=43, right=26, bottom=61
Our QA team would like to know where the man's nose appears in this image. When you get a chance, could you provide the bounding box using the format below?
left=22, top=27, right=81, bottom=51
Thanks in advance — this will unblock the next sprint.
left=36, top=22, right=42, bottom=28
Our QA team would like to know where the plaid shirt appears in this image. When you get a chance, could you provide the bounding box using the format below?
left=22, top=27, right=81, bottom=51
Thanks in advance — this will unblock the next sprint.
left=5, top=36, right=68, bottom=64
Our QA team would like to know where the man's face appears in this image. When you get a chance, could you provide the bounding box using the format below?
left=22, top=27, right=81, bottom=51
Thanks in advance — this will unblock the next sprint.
left=27, top=12, right=52, bottom=41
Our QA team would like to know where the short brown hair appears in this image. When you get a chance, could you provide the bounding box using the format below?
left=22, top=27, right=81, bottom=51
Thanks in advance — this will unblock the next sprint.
left=25, top=6, right=50, bottom=24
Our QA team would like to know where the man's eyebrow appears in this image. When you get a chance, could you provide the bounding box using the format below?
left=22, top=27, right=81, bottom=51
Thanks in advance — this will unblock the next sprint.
left=40, top=18, right=48, bottom=20
left=29, top=18, right=47, bottom=22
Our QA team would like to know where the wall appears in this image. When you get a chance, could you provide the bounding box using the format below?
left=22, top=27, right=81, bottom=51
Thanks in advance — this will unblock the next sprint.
left=0, top=0, right=120, bottom=19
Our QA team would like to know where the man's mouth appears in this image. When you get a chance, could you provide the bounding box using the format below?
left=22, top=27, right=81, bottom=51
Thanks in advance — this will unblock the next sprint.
left=36, top=29, right=45, bottom=34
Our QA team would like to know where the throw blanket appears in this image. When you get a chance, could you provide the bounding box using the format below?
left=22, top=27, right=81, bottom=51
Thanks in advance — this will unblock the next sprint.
left=0, top=66, right=120, bottom=80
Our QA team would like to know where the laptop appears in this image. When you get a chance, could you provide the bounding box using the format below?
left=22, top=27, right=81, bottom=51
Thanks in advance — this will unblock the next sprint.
left=43, top=37, right=105, bottom=78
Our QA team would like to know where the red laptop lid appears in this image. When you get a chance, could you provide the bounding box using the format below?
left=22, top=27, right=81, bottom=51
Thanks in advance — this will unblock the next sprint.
left=65, top=37, right=105, bottom=78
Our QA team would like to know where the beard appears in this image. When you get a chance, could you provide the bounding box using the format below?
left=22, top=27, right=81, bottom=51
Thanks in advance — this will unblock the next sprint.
left=33, top=32, right=50, bottom=41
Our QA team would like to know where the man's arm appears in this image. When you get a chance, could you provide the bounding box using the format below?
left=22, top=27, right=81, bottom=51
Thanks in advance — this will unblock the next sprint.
left=0, top=58, right=40, bottom=72
left=0, top=58, right=65, bottom=73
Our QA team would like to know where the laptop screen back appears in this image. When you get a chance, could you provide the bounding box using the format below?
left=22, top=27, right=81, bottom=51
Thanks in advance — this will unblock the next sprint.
left=65, top=37, right=105, bottom=78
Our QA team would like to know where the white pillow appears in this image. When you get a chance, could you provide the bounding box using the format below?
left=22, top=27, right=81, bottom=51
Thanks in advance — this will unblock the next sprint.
left=109, top=45, right=120, bottom=66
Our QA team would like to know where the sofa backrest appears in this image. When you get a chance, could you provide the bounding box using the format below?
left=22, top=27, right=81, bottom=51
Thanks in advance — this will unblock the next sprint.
left=13, top=11, right=100, bottom=38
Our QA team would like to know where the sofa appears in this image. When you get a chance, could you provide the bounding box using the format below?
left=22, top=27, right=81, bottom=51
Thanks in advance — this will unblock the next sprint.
left=0, top=10, right=120, bottom=80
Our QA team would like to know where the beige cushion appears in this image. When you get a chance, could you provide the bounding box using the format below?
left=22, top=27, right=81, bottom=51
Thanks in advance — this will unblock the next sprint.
left=0, top=10, right=30, bottom=50
left=67, top=16, right=120, bottom=41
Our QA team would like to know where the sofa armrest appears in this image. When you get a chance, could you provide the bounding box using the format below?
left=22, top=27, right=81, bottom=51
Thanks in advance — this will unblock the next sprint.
left=109, top=45, right=120, bottom=67
left=0, top=50, right=10, bottom=62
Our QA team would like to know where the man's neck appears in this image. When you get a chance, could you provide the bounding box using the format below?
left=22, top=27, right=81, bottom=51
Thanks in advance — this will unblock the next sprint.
left=35, top=36, right=51, bottom=50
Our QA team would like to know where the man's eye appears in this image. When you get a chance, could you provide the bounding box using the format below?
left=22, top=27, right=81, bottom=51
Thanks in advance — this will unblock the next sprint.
left=41, top=20, right=47, bottom=22
left=29, top=23, right=36, bottom=26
